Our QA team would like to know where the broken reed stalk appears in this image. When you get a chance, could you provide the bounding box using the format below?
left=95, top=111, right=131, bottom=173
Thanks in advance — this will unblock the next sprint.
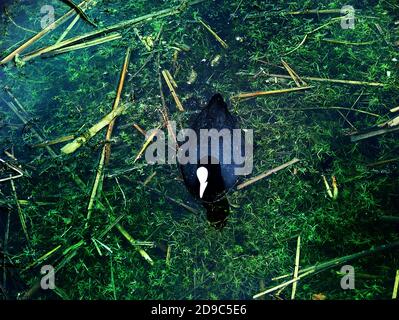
left=61, top=103, right=126, bottom=154
left=350, top=126, right=399, bottom=142
left=322, top=38, right=376, bottom=46
left=22, top=245, right=62, bottom=272
left=162, top=70, right=184, bottom=111
left=23, top=32, right=121, bottom=61
left=245, top=9, right=348, bottom=19
left=10, top=179, right=30, bottom=245
left=4, top=86, right=29, bottom=115
left=21, top=0, right=206, bottom=63
left=367, top=158, right=399, bottom=167
left=162, top=102, right=178, bottom=148
left=387, top=115, right=399, bottom=127
left=0, top=0, right=91, bottom=64
left=291, top=236, right=301, bottom=300
left=4, top=150, right=17, bottom=161
left=337, top=108, right=356, bottom=130
left=267, top=73, right=386, bottom=87
left=197, top=18, right=228, bottom=49
left=123, top=240, right=154, bottom=247
left=97, top=213, right=127, bottom=240
left=116, top=224, right=154, bottom=266
left=322, top=175, right=334, bottom=198
left=104, top=47, right=132, bottom=164
left=86, top=147, right=106, bottom=224
left=232, top=86, right=312, bottom=100
left=157, top=53, right=178, bottom=149
left=134, top=126, right=161, bottom=163
left=254, top=270, right=314, bottom=299
left=270, top=106, right=380, bottom=117
left=378, top=116, right=399, bottom=128
left=166, top=245, right=172, bottom=266
left=143, top=172, right=157, bottom=186
left=390, top=106, right=399, bottom=113
left=91, top=237, right=103, bottom=256
left=110, top=258, right=116, bottom=300
left=0, top=199, right=52, bottom=206
left=18, top=200, right=54, bottom=206
left=49, top=33, right=121, bottom=56
left=281, top=59, right=306, bottom=87
left=393, top=270, right=399, bottom=299
left=31, top=135, right=75, bottom=148
left=22, top=33, right=89, bottom=61
left=287, top=9, right=352, bottom=15
left=282, top=61, right=300, bottom=87
left=256, top=240, right=399, bottom=299
left=0, top=159, right=23, bottom=182
left=2, top=38, right=29, bottom=58
left=56, top=13, right=80, bottom=44
left=165, top=70, right=178, bottom=88
left=133, top=123, right=147, bottom=136
left=270, top=240, right=399, bottom=282
left=58, top=0, right=99, bottom=43
left=85, top=48, right=131, bottom=226
left=237, top=158, right=300, bottom=190
left=60, top=0, right=97, bottom=27
left=285, top=34, right=308, bottom=56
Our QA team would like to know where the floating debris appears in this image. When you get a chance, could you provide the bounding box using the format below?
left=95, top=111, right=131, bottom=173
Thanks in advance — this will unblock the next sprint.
left=210, top=54, right=221, bottom=67
left=187, top=66, right=197, bottom=84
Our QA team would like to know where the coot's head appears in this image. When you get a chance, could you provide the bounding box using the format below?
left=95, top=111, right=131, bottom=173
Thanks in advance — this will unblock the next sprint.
left=196, top=93, right=231, bottom=131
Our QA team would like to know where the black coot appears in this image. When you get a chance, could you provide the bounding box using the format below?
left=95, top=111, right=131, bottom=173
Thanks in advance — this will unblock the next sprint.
left=180, top=93, right=244, bottom=228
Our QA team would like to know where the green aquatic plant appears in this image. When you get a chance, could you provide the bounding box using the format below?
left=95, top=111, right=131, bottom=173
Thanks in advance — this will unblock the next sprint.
left=0, top=0, right=398, bottom=301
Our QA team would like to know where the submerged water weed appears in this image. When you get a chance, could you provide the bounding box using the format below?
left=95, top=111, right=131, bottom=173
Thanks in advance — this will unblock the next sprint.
left=0, top=0, right=398, bottom=300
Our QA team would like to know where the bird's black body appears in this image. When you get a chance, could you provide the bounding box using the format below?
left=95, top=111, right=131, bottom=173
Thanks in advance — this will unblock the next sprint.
left=180, top=93, right=244, bottom=228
